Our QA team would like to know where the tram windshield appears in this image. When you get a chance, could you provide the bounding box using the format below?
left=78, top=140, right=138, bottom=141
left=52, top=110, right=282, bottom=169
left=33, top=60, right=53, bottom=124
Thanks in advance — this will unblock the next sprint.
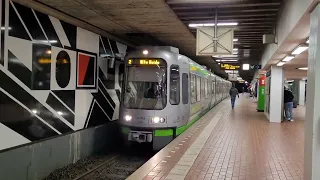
left=124, top=65, right=167, bottom=110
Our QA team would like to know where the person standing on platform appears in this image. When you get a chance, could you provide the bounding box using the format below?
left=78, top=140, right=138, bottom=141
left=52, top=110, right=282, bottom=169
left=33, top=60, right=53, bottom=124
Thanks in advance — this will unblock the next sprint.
left=229, top=84, right=239, bottom=109
left=247, top=87, right=252, bottom=98
left=284, top=86, right=294, bottom=121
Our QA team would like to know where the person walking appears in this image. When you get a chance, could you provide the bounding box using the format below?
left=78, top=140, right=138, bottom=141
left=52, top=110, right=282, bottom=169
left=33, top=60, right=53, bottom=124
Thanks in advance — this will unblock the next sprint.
left=284, top=86, right=294, bottom=121
left=229, top=85, right=239, bottom=109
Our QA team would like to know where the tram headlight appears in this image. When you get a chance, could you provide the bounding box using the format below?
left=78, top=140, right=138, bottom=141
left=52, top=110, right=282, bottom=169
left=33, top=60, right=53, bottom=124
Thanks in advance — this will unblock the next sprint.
left=153, top=117, right=160, bottom=123
left=124, top=115, right=132, bottom=122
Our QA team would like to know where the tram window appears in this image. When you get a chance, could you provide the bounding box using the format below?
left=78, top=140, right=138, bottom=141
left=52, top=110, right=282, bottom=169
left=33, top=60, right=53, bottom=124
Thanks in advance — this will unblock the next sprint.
left=182, top=73, right=188, bottom=104
left=212, top=81, right=214, bottom=95
left=205, top=79, right=208, bottom=99
left=170, top=65, right=180, bottom=105
left=208, top=79, right=211, bottom=97
left=212, top=80, right=216, bottom=95
left=201, top=78, right=205, bottom=99
left=200, top=78, right=203, bottom=99
left=190, top=74, right=196, bottom=103
left=124, top=66, right=167, bottom=110
left=196, top=76, right=201, bottom=102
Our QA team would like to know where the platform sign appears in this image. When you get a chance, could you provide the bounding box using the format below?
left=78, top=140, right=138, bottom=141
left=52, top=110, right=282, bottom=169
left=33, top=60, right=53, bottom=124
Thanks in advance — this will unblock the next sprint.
left=257, top=75, right=266, bottom=112
left=220, top=63, right=240, bottom=70
left=196, top=27, right=234, bottom=56
left=250, top=65, right=262, bottom=70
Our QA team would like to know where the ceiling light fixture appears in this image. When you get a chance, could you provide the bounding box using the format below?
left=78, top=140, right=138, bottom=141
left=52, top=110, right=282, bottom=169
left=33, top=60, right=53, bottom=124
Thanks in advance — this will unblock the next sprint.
left=233, top=48, right=238, bottom=51
left=282, top=55, right=295, bottom=62
left=298, top=67, right=308, bottom=70
left=218, top=22, right=238, bottom=26
left=306, top=38, right=309, bottom=44
left=233, top=39, right=238, bottom=42
left=0, top=27, right=12, bottom=30
left=277, top=62, right=285, bottom=66
left=203, top=23, right=215, bottom=26
left=188, top=22, right=238, bottom=27
left=216, top=59, right=238, bottom=62
left=212, top=55, right=238, bottom=58
left=292, top=45, right=308, bottom=55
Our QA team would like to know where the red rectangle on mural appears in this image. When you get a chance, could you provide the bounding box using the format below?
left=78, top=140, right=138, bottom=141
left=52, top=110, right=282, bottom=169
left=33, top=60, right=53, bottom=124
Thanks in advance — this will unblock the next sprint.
left=77, top=52, right=97, bottom=89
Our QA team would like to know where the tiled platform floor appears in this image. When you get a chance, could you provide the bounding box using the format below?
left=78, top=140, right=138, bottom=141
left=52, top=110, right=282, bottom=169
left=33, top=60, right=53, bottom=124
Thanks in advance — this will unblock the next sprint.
left=128, top=96, right=305, bottom=180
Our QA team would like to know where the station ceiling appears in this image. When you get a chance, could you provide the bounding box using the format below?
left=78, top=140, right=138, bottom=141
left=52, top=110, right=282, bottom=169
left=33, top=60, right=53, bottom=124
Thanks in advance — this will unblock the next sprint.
left=166, top=0, right=284, bottom=81
left=35, top=0, right=284, bottom=81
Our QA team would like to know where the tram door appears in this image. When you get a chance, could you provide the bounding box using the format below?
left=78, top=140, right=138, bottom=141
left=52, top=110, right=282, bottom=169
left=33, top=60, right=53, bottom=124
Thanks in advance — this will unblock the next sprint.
left=168, top=60, right=189, bottom=128
left=179, top=61, right=190, bottom=126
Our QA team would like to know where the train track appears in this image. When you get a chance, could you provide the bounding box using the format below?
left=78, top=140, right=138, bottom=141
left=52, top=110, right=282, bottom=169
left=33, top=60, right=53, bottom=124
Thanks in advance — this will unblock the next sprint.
left=72, top=154, right=150, bottom=180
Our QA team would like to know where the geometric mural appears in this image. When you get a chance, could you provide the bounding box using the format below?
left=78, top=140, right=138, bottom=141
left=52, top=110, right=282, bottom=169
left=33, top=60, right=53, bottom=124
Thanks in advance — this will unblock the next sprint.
left=0, top=0, right=128, bottom=150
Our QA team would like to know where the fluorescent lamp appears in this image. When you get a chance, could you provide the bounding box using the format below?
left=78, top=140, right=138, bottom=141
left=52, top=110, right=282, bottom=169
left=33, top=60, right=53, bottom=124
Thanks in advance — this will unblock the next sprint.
left=217, top=60, right=238, bottom=62
left=298, top=67, right=308, bottom=70
left=277, top=62, right=285, bottom=66
left=282, top=55, right=295, bottom=62
left=233, top=48, right=238, bottom=51
left=218, top=22, right=238, bottom=26
left=1, top=27, right=12, bottom=30
left=292, top=45, right=308, bottom=55
left=243, top=64, right=250, bottom=70
left=203, top=23, right=215, bottom=26
left=233, top=39, right=238, bottom=42
left=188, top=22, right=238, bottom=27
left=35, top=40, right=58, bottom=44
left=189, top=24, right=199, bottom=27
left=213, top=55, right=238, bottom=58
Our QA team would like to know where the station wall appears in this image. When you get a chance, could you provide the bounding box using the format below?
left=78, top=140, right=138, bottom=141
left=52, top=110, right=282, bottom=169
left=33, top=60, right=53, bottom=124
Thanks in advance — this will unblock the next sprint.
left=0, top=0, right=128, bottom=151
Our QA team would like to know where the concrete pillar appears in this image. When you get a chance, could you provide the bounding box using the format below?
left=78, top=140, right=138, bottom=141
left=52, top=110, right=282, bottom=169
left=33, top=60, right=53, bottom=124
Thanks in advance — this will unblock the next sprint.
left=291, top=80, right=300, bottom=106
left=304, top=4, right=320, bottom=180
left=299, top=80, right=306, bottom=106
left=268, top=65, right=284, bottom=123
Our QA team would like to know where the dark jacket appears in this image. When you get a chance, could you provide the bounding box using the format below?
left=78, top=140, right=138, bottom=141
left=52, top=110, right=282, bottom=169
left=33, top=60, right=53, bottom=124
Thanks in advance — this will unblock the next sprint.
left=229, top=87, right=239, bottom=98
left=284, top=89, right=294, bottom=103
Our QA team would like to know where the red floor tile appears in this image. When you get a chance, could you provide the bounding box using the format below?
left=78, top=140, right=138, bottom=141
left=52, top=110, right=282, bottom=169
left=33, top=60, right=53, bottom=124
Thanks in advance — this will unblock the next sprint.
left=183, top=97, right=304, bottom=180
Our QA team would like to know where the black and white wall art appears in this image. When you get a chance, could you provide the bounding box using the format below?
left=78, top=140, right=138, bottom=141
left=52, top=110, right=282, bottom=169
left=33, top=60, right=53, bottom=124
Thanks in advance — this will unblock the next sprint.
left=0, top=0, right=128, bottom=150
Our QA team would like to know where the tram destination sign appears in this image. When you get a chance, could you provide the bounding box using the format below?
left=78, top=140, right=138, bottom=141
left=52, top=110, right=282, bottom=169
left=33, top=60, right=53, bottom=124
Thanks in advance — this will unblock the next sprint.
left=220, top=63, right=241, bottom=70
left=127, top=58, right=166, bottom=66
